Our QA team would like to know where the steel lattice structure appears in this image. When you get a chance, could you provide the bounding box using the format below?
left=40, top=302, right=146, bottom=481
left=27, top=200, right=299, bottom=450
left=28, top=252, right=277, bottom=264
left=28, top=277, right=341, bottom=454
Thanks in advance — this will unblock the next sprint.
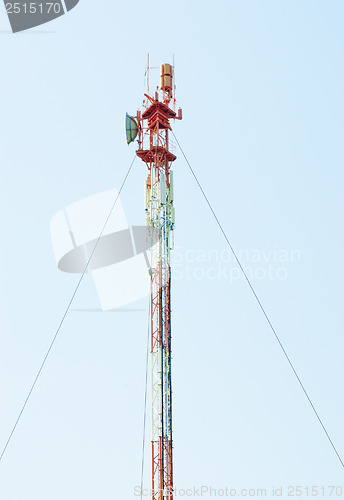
left=128, top=63, right=182, bottom=500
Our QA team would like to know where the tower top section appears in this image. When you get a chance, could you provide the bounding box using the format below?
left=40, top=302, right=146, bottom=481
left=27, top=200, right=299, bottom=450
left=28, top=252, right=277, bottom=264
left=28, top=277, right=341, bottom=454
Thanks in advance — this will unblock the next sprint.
left=126, top=61, right=182, bottom=163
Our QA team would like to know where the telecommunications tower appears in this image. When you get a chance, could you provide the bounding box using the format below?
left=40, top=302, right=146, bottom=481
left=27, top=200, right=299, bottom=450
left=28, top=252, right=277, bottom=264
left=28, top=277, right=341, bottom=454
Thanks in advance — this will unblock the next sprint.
left=126, top=62, right=182, bottom=500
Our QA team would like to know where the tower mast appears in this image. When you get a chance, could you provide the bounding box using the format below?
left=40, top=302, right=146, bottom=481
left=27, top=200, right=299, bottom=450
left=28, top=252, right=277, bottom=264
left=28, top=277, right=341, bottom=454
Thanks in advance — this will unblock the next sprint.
left=131, top=63, right=182, bottom=500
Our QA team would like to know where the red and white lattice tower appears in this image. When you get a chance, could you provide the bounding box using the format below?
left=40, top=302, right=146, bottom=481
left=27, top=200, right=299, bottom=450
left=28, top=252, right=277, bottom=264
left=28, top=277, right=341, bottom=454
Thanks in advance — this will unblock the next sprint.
left=127, top=62, right=182, bottom=500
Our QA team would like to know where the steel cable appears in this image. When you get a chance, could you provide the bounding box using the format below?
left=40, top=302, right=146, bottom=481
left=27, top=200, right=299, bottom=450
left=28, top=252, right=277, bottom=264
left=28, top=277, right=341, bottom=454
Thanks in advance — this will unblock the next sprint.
left=172, top=130, right=344, bottom=469
left=0, top=155, right=136, bottom=463
left=140, top=298, right=150, bottom=500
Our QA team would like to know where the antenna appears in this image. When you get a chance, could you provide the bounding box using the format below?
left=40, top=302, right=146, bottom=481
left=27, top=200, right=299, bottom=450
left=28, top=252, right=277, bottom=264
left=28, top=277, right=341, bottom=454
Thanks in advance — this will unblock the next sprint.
left=147, top=53, right=150, bottom=96
left=173, top=54, right=176, bottom=112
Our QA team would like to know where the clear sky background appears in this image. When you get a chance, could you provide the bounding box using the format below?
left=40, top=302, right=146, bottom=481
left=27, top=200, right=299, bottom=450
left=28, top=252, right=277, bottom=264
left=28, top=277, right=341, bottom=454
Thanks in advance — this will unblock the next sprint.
left=0, top=1, right=343, bottom=499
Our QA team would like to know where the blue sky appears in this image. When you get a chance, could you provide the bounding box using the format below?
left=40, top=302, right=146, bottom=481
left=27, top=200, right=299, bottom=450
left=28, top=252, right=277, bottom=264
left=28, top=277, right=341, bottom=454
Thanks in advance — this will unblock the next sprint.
left=0, top=1, right=343, bottom=498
